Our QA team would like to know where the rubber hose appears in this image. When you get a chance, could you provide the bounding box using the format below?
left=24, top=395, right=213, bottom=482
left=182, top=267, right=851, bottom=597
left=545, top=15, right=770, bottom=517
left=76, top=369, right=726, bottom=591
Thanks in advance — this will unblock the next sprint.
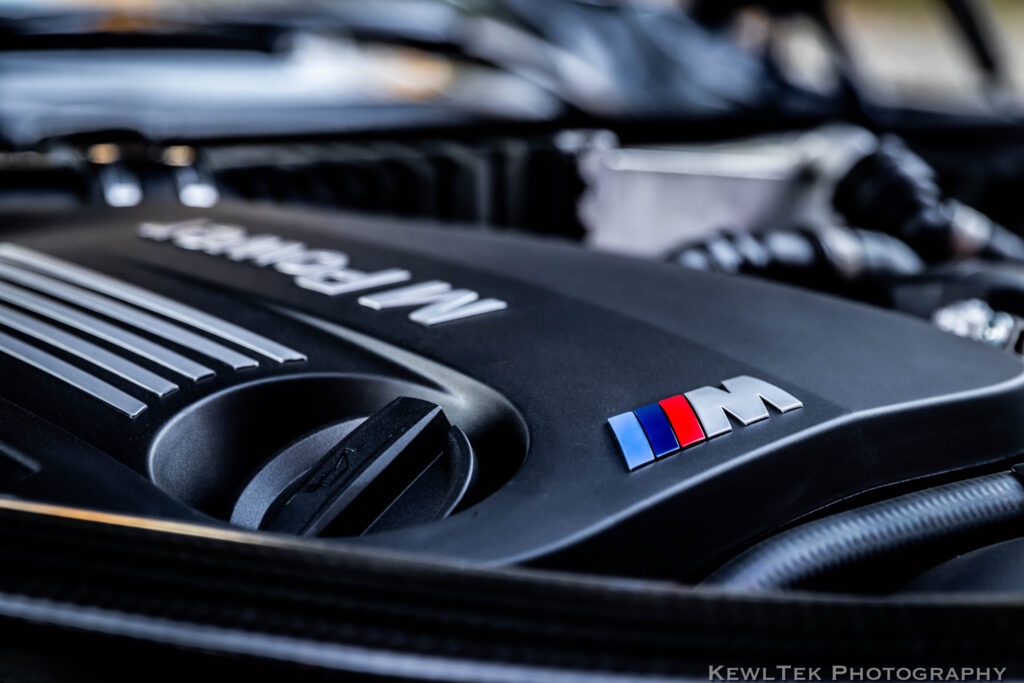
left=704, top=471, right=1024, bottom=592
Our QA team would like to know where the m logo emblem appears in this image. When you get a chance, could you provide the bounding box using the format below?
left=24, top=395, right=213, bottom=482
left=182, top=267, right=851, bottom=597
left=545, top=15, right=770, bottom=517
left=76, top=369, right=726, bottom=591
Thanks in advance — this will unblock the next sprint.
left=608, top=376, right=803, bottom=470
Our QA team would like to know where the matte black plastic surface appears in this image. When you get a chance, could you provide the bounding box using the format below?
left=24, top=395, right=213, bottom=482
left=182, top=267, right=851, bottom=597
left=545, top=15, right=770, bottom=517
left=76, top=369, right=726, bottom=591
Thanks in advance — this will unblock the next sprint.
left=2, top=203, right=1024, bottom=578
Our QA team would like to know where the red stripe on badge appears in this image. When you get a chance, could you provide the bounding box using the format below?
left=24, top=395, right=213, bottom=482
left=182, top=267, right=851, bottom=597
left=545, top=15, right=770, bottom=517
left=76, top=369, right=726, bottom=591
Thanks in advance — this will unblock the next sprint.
left=658, top=395, right=706, bottom=449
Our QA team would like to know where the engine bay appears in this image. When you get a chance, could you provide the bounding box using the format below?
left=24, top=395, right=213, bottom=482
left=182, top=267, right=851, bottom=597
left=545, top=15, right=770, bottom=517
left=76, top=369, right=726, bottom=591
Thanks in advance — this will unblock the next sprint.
left=6, top=0, right=1024, bottom=677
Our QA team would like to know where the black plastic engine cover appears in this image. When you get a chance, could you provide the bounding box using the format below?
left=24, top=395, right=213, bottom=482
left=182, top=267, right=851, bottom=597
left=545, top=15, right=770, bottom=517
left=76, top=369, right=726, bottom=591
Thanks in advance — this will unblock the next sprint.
left=2, top=202, right=1024, bottom=579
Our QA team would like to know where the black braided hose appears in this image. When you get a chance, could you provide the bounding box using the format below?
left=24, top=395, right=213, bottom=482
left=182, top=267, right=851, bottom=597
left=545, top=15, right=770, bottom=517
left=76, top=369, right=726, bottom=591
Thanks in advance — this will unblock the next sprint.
left=705, top=470, right=1024, bottom=592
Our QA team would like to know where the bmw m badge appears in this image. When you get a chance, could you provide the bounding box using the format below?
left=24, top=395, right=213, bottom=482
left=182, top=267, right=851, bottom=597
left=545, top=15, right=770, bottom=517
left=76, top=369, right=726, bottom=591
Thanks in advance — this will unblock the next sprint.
left=608, top=376, right=803, bottom=470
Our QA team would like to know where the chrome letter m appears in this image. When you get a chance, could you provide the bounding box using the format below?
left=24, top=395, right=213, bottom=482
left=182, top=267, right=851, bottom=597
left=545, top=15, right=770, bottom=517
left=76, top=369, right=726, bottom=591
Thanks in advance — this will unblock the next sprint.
left=684, top=376, right=803, bottom=438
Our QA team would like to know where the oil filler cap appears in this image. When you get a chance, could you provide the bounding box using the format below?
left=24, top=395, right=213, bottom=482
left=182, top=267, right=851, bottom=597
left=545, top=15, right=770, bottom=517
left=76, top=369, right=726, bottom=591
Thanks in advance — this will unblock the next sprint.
left=231, top=397, right=477, bottom=537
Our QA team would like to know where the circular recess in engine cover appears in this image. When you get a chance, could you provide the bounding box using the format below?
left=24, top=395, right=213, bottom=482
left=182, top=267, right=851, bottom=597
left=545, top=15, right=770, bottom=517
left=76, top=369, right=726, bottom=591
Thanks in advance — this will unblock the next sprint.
left=147, top=373, right=528, bottom=535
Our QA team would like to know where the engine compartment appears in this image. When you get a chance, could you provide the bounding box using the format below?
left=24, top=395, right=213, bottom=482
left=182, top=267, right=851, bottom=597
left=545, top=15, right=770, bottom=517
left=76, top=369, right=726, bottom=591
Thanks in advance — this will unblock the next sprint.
left=9, top=1, right=1024, bottom=675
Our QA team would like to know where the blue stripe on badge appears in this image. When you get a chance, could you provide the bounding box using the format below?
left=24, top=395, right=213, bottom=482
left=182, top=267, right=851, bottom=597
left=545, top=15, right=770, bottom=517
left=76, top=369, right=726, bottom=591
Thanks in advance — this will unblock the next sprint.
left=634, top=402, right=679, bottom=457
left=608, top=411, right=656, bottom=470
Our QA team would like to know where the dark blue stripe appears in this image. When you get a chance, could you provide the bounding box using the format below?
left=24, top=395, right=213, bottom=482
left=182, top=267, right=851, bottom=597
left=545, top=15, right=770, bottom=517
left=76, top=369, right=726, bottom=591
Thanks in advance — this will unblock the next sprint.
left=634, top=403, right=679, bottom=457
left=608, top=412, right=656, bottom=470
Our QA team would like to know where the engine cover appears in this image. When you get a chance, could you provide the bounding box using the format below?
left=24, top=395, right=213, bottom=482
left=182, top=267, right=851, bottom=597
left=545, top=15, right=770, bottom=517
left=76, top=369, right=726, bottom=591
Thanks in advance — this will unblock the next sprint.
left=2, top=203, right=1023, bottom=579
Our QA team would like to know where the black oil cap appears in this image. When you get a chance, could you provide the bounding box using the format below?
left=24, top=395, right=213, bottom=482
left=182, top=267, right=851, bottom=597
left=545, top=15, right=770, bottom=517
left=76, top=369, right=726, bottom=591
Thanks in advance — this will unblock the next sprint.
left=259, top=397, right=476, bottom=537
